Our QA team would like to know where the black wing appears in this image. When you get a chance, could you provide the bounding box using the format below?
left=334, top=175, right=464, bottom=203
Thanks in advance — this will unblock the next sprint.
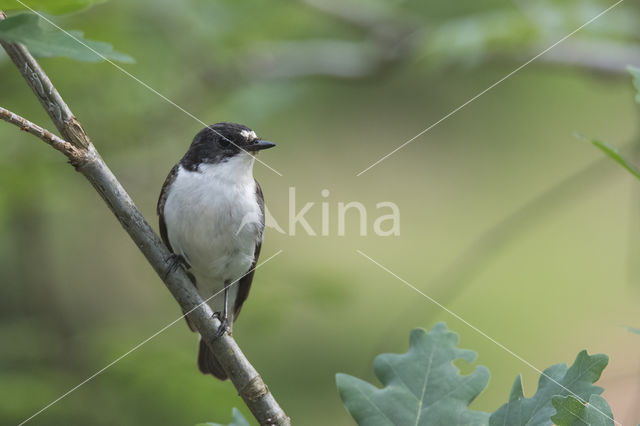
left=158, top=164, right=198, bottom=331
left=233, top=180, right=264, bottom=318
left=157, top=163, right=179, bottom=253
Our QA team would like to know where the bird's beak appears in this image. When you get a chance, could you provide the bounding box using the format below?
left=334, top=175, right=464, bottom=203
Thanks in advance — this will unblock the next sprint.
left=250, top=139, right=276, bottom=152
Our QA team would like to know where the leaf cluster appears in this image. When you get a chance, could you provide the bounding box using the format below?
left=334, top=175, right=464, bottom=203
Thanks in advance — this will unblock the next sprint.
left=336, top=323, right=614, bottom=426
left=0, top=0, right=131, bottom=62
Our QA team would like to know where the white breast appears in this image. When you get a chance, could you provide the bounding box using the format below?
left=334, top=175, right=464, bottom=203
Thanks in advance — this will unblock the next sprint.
left=162, top=154, right=263, bottom=312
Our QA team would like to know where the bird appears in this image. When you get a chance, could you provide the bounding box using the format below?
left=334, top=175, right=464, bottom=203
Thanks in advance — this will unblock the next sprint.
left=157, top=122, right=275, bottom=380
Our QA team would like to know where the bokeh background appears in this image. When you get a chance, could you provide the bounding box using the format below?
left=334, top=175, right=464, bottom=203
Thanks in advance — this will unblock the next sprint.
left=1, top=0, right=640, bottom=424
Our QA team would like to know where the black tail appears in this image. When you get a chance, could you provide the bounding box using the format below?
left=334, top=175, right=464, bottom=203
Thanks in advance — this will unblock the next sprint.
left=198, top=339, right=228, bottom=380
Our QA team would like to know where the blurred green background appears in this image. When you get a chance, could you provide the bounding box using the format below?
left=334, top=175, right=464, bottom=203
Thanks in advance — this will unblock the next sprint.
left=1, top=0, right=640, bottom=424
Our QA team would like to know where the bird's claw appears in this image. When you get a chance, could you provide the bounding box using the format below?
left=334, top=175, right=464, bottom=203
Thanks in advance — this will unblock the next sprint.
left=213, top=312, right=229, bottom=339
left=164, top=253, right=187, bottom=279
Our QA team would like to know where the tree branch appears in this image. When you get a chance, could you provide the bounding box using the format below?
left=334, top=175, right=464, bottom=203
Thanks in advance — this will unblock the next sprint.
left=0, top=13, right=289, bottom=426
left=0, top=107, right=82, bottom=160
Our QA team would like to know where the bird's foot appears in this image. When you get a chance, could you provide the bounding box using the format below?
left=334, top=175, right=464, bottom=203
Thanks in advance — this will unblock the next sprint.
left=212, top=312, right=230, bottom=339
left=164, top=253, right=188, bottom=279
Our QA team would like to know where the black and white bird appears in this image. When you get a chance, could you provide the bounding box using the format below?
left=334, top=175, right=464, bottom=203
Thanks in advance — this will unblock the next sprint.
left=157, top=122, right=275, bottom=380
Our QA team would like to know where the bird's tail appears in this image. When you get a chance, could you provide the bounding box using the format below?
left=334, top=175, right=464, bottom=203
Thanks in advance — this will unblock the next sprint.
left=198, top=339, right=228, bottom=380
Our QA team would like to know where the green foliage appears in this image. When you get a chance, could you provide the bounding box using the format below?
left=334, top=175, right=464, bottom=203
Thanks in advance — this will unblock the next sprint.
left=197, top=408, right=251, bottom=426
left=0, top=0, right=104, bottom=15
left=489, top=350, right=609, bottom=425
left=551, top=395, right=614, bottom=426
left=337, top=324, right=613, bottom=426
left=587, top=138, right=640, bottom=181
left=576, top=68, right=640, bottom=181
left=424, top=11, right=537, bottom=66
left=336, top=323, right=490, bottom=426
left=0, top=13, right=132, bottom=62
left=627, top=326, right=640, bottom=335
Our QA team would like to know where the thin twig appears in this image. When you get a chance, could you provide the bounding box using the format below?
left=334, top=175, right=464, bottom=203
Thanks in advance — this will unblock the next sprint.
left=0, top=106, right=82, bottom=161
left=0, top=11, right=289, bottom=426
left=0, top=13, right=90, bottom=151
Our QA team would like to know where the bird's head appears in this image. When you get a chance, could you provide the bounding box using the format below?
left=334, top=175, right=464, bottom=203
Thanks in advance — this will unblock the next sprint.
left=183, top=122, right=276, bottom=167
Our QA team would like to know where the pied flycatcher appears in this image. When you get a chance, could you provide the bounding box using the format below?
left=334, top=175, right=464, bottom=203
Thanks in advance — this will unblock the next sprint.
left=157, top=122, right=275, bottom=380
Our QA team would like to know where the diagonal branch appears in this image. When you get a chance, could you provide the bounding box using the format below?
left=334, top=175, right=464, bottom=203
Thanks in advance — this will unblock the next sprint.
left=0, top=12, right=90, bottom=151
left=0, top=12, right=289, bottom=426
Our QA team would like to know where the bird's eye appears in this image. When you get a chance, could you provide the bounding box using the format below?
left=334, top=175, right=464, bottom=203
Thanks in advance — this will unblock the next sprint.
left=219, top=138, right=230, bottom=148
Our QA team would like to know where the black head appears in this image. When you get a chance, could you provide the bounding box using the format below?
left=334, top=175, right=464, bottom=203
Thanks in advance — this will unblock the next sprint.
left=180, top=122, right=275, bottom=171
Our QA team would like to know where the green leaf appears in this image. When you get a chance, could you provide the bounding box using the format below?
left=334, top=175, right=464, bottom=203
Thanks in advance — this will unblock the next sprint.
left=196, top=408, right=251, bottom=426
left=336, top=323, right=490, bottom=426
left=489, top=350, right=608, bottom=426
left=628, top=66, right=640, bottom=103
left=0, top=0, right=104, bottom=15
left=551, top=395, right=614, bottom=426
left=590, top=139, right=640, bottom=181
left=0, top=13, right=133, bottom=62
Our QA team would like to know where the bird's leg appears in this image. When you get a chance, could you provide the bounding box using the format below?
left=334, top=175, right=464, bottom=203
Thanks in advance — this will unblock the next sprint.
left=214, top=279, right=231, bottom=338
left=164, top=253, right=188, bottom=279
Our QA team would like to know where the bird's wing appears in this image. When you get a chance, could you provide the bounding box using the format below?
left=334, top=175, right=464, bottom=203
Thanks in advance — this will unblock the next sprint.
left=157, top=163, right=179, bottom=252
left=158, top=163, right=198, bottom=331
left=233, top=180, right=264, bottom=318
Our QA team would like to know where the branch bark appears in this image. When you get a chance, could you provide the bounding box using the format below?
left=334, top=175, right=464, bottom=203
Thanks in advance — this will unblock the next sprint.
left=0, top=13, right=289, bottom=426
left=0, top=106, right=82, bottom=159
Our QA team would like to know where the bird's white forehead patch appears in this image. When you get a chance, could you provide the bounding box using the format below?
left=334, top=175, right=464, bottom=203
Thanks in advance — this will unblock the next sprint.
left=240, top=129, right=257, bottom=140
